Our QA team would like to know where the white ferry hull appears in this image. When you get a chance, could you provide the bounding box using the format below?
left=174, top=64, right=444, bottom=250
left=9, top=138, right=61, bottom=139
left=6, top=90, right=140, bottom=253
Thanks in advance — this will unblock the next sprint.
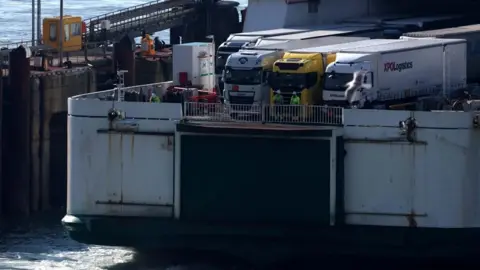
left=63, top=89, right=480, bottom=262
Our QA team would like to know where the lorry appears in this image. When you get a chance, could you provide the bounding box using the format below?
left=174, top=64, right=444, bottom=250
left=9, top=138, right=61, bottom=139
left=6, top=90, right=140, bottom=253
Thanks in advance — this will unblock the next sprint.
left=268, top=39, right=405, bottom=106
left=222, top=36, right=368, bottom=108
left=216, top=23, right=382, bottom=91
left=254, top=24, right=383, bottom=47
left=381, top=15, right=473, bottom=38
left=401, top=24, right=480, bottom=83
left=215, top=28, right=310, bottom=88
left=341, top=14, right=415, bottom=25
left=322, top=38, right=467, bottom=108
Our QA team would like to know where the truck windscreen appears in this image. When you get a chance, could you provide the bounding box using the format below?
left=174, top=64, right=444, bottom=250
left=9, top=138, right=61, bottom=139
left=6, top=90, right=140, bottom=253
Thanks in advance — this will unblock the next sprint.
left=216, top=47, right=241, bottom=74
left=272, top=73, right=306, bottom=89
left=224, top=67, right=262, bottom=85
left=323, top=73, right=353, bottom=91
left=269, top=72, right=316, bottom=90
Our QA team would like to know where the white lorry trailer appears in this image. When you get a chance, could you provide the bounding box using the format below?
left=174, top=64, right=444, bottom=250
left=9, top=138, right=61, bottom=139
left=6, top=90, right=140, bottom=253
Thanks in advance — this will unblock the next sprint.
left=401, top=24, right=480, bottom=83
left=254, top=24, right=383, bottom=47
left=223, top=36, right=368, bottom=107
left=381, top=15, right=470, bottom=38
left=322, top=38, right=467, bottom=108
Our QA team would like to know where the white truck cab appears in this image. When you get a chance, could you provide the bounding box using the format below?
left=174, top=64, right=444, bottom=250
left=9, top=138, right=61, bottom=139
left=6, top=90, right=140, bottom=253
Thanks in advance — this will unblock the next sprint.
left=223, top=50, right=280, bottom=106
left=216, top=35, right=262, bottom=75
left=323, top=53, right=376, bottom=105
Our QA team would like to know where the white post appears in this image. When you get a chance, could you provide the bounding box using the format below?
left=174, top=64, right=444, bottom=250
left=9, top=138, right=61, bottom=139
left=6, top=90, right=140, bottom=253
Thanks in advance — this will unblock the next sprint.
left=32, top=0, right=35, bottom=45
left=442, top=45, right=447, bottom=98
left=206, top=35, right=215, bottom=93
left=37, top=0, right=41, bottom=41
left=59, top=0, right=64, bottom=65
left=117, top=70, right=128, bottom=102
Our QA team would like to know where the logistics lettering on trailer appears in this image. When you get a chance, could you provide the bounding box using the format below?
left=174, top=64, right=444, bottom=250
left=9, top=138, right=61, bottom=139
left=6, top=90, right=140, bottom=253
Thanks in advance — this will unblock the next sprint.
left=384, top=61, right=413, bottom=72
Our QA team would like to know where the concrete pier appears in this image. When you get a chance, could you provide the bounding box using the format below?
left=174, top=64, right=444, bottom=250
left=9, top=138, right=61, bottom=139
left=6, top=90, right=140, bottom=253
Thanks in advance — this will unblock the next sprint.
left=30, top=68, right=96, bottom=211
left=135, top=58, right=172, bottom=84
left=5, top=46, right=31, bottom=217
left=2, top=47, right=96, bottom=216
left=115, top=35, right=136, bottom=86
left=0, top=68, right=3, bottom=217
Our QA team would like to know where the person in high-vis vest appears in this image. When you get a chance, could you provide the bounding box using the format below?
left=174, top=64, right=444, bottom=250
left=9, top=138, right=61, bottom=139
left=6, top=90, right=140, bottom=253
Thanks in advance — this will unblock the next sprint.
left=290, top=91, right=300, bottom=105
left=150, top=92, right=161, bottom=103
left=141, top=30, right=155, bottom=57
left=290, top=91, right=301, bottom=121
left=274, top=90, right=283, bottom=104
left=273, top=90, right=283, bottom=120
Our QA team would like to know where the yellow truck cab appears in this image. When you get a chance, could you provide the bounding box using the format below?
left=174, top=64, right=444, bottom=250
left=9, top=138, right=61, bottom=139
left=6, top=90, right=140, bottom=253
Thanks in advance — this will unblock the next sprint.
left=269, top=52, right=334, bottom=105
left=42, top=16, right=83, bottom=52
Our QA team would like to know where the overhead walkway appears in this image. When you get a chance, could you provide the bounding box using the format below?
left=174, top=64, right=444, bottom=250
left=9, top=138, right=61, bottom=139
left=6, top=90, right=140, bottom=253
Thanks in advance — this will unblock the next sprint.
left=84, top=0, right=197, bottom=42
left=0, top=0, right=200, bottom=60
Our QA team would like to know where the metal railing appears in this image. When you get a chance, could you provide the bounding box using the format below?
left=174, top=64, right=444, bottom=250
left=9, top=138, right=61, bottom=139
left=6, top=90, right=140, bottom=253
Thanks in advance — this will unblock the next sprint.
left=84, top=0, right=193, bottom=26
left=70, top=81, right=174, bottom=100
left=0, top=40, right=38, bottom=49
left=70, top=83, right=343, bottom=126
left=0, top=41, right=112, bottom=68
left=86, top=7, right=195, bottom=42
left=183, top=103, right=344, bottom=126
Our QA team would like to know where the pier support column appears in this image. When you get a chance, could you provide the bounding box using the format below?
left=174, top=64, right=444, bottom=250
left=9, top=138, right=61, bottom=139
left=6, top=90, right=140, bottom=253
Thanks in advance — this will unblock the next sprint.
left=7, top=46, right=31, bottom=217
left=0, top=68, right=3, bottom=216
left=115, top=35, right=135, bottom=86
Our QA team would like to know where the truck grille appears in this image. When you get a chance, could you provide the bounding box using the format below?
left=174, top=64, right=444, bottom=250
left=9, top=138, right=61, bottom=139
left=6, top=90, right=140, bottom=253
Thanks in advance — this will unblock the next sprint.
left=229, top=95, right=254, bottom=105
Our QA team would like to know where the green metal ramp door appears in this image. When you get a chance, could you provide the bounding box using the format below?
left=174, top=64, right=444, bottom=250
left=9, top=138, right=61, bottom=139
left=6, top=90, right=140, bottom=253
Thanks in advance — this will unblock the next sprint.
left=180, top=134, right=332, bottom=225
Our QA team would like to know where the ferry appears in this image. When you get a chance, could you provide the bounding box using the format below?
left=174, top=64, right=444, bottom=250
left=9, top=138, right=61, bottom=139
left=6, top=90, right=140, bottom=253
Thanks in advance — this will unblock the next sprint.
left=62, top=0, right=480, bottom=265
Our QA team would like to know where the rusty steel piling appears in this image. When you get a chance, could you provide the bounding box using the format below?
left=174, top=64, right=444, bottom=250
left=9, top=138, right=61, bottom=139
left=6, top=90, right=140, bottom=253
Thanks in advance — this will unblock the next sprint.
left=28, top=68, right=96, bottom=211
left=7, top=46, right=32, bottom=217
left=115, top=35, right=135, bottom=86
left=0, top=68, right=3, bottom=216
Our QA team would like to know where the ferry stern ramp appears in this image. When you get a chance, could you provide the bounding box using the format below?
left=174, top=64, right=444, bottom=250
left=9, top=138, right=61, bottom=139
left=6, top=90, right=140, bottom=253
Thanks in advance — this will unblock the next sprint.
left=63, top=88, right=480, bottom=264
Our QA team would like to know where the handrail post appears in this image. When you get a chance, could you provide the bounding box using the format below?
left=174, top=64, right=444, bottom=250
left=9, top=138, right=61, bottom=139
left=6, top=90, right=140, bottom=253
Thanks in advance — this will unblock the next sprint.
left=261, top=104, right=266, bottom=124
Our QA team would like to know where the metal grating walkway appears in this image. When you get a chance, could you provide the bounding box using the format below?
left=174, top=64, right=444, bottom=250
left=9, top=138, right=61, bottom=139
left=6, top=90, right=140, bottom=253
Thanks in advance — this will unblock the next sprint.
left=84, top=0, right=197, bottom=42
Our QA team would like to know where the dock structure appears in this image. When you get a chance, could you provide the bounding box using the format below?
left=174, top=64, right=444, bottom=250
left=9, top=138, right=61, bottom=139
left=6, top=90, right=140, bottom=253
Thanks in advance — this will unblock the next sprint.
left=0, top=0, right=242, bottom=218
left=84, top=0, right=197, bottom=42
left=0, top=0, right=198, bottom=57
left=1, top=46, right=96, bottom=216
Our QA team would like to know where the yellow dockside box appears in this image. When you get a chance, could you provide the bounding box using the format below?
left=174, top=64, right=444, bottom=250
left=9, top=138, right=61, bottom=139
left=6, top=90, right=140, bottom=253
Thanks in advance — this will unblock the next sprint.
left=42, top=16, right=83, bottom=52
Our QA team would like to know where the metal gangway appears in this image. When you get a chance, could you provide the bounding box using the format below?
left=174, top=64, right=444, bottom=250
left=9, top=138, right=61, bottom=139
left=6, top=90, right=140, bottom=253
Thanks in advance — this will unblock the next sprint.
left=84, top=0, right=197, bottom=42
